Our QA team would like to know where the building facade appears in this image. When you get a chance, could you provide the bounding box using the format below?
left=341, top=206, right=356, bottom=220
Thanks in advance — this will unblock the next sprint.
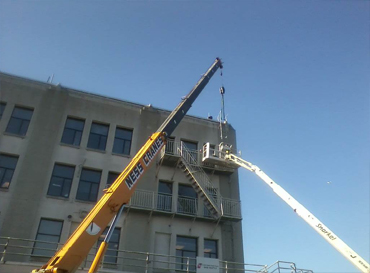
left=0, top=72, right=243, bottom=273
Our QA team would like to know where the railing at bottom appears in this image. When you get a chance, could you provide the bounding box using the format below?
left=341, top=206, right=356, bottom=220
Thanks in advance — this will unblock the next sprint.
left=0, top=236, right=313, bottom=273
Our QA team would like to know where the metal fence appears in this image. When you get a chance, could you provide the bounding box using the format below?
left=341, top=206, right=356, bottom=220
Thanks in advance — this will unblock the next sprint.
left=129, top=189, right=241, bottom=219
left=0, top=237, right=313, bottom=273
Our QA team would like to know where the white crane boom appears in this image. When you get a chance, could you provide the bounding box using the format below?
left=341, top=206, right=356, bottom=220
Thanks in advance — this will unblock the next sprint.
left=226, top=152, right=369, bottom=273
left=201, top=142, right=369, bottom=273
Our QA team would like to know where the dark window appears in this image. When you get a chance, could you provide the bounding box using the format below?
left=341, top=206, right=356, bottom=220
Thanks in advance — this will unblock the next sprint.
left=33, top=219, right=63, bottom=257
left=76, top=169, right=101, bottom=202
left=6, top=106, right=33, bottom=136
left=0, top=103, right=6, bottom=119
left=165, top=137, right=175, bottom=154
left=204, top=239, right=218, bottom=258
left=97, top=227, right=120, bottom=264
left=182, top=140, right=198, bottom=164
left=0, top=154, right=18, bottom=189
left=106, top=172, right=120, bottom=188
left=87, top=122, right=109, bottom=151
left=157, top=181, right=172, bottom=212
left=176, top=236, right=197, bottom=271
left=178, top=185, right=197, bottom=215
left=61, top=117, right=85, bottom=146
left=112, top=127, right=133, bottom=155
left=47, top=164, right=75, bottom=198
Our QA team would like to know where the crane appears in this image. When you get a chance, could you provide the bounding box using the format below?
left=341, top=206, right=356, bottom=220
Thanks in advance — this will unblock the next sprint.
left=32, top=57, right=223, bottom=273
left=202, top=142, right=370, bottom=273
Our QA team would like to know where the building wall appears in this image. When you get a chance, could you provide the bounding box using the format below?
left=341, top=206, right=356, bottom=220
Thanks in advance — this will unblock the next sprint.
left=0, top=73, right=243, bottom=271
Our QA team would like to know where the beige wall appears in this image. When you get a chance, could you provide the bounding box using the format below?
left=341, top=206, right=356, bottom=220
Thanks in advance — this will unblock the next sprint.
left=0, top=72, right=243, bottom=271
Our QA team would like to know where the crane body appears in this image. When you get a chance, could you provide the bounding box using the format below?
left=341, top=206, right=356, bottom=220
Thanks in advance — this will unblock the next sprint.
left=202, top=142, right=370, bottom=273
left=32, top=58, right=223, bottom=273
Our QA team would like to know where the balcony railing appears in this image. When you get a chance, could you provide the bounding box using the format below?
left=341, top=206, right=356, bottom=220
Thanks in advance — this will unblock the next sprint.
left=0, top=236, right=314, bottom=273
left=128, top=189, right=242, bottom=220
left=160, top=140, right=235, bottom=173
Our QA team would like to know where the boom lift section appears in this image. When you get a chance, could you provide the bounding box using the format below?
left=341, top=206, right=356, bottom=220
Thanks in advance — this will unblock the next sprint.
left=203, top=143, right=370, bottom=273
left=33, top=58, right=223, bottom=273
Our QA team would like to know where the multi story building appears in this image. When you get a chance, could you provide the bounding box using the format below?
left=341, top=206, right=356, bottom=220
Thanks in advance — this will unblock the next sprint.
left=0, top=72, right=244, bottom=273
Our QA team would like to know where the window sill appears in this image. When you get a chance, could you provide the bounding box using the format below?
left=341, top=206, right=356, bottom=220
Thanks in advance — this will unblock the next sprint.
left=111, top=152, right=131, bottom=158
left=60, top=143, right=81, bottom=149
left=86, top=148, right=106, bottom=154
left=74, top=199, right=97, bottom=205
left=3, top=132, right=26, bottom=139
left=46, top=195, right=70, bottom=201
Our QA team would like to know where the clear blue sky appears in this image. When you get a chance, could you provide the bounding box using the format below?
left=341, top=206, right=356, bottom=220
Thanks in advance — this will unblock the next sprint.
left=1, top=1, right=369, bottom=272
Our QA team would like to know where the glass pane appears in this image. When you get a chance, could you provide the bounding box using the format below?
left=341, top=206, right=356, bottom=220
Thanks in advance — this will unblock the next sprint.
left=73, top=131, right=82, bottom=146
left=91, top=123, right=109, bottom=135
left=12, top=107, right=33, bottom=120
left=81, top=169, right=101, bottom=183
left=19, top=120, right=30, bottom=136
left=183, top=141, right=197, bottom=151
left=178, top=185, right=197, bottom=198
left=39, top=220, right=63, bottom=235
left=159, top=181, right=172, bottom=194
left=123, top=141, right=131, bottom=155
left=89, top=183, right=99, bottom=201
left=0, top=103, right=5, bottom=118
left=66, top=118, right=84, bottom=130
left=6, top=117, right=22, bottom=134
left=115, top=127, right=132, bottom=140
left=48, top=177, right=63, bottom=196
left=61, top=179, right=72, bottom=198
left=0, top=154, right=18, bottom=169
left=87, top=133, right=100, bottom=149
left=113, top=138, right=124, bottom=154
left=98, top=136, right=107, bottom=150
left=107, top=172, right=119, bottom=187
left=53, top=164, right=75, bottom=179
left=61, top=128, right=75, bottom=144
left=76, top=181, right=91, bottom=200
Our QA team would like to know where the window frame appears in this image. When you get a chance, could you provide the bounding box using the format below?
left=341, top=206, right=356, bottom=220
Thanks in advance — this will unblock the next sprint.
left=157, top=181, right=173, bottom=212
left=96, top=227, right=121, bottom=264
left=0, top=153, right=19, bottom=189
left=33, top=218, right=63, bottom=257
left=61, top=117, right=85, bottom=146
left=0, top=102, right=6, bottom=119
left=177, top=184, right=197, bottom=215
left=76, top=168, right=102, bottom=202
left=6, top=106, right=34, bottom=136
left=106, top=171, right=120, bottom=189
left=204, top=239, right=218, bottom=259
left=87, top=122, right=109, bottom=151
left=112, top=126, right=133, bottom=155
left=176, top=235, right=197, bottom=271
left=47, top=163, right=75, bottom=198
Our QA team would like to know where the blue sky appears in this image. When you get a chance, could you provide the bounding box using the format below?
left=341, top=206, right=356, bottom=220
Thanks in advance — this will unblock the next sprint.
left=1, top=1, right=369, bottom=272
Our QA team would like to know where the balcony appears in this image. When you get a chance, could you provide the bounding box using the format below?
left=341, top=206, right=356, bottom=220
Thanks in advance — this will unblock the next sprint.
left=160, top=139, right=236, bottom=174
left=127, top=189, right=242, bottom=221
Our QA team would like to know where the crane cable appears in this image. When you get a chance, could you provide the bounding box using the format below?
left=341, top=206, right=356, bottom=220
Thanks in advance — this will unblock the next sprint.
left=218, top=67, right=228, bottom=140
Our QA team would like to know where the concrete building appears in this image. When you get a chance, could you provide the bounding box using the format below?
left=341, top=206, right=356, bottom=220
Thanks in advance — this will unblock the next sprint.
left=0, top=72, right=244, bottom=273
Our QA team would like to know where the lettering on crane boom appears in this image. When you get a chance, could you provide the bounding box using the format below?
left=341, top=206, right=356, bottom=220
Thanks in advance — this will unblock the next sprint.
left=125, top=136, right=164, bottom=190
left=316, top=223, right=337, bottom=240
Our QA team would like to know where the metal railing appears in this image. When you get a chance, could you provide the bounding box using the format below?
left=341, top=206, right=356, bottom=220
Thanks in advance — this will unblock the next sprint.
left=0, top=236, right=313, bottom=273
left=128, top=189, right=241, bottom=219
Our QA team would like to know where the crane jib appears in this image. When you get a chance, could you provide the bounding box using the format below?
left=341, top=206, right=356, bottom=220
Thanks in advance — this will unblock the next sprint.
left=125, top=135, right=164, bottom=190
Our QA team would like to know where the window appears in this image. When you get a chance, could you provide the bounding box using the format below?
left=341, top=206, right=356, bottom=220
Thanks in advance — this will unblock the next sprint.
left=182, top=140, right=198, bottom=164
left=87, top=122, right=109, bottom=151
left=97, top=227, right=121, bottom=264
left=176, top=236, right=197, bottom=271
left=47, top=164, right=75, bottom=198
left=0, top=154, right=18, bottom=189
left=6, top=106, right=33, bottom=136
left=112, top=127, right=133, bottom=155
left=165, top=137, right=175, bottom=154
left=178, top=184, right=197, bottom=215
left=157, top=181, right=172, bottom=212
left=204, top=239, right=218, bottom=258
left=61, top=117, right=85, bottom=146
left=106, top=172, right=119, bottom=188
left=76, top=169, right=102, bottom=202
left=0, top=102, right=6, bottom=119
left=33, top=219, right=63, bottom=257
